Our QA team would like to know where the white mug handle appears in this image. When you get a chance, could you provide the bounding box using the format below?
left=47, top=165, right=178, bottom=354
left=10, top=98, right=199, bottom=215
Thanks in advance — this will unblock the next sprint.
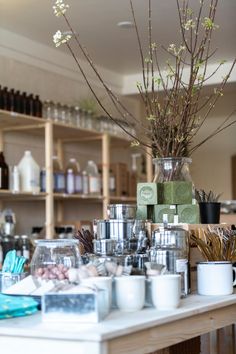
left=233, top=267, right=236, bottom=286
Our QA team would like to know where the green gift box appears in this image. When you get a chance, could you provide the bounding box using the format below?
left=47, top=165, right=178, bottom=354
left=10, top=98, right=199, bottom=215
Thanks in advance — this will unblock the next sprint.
left=153, top=204, right=176, bottom=223
left=159, top=181, right=193, bottom=205
left=136, top=205, right=154, bottom=221
left=177, top=204, right=200, bottom=224
left=137, top=183, right=159, bottom=205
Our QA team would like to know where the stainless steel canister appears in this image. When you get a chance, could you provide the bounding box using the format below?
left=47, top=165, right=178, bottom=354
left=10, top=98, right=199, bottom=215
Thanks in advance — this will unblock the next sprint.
left=93, top=239, right=116, bottom=256
left=107, top=204, right=136, bottom=220
left=108, top=219, right=134, bottom=241
left=94, top=219, right=135, bottom=241
left=150, top=226, right=190, bottom=296
left=94, top=220, right=109, bottom=240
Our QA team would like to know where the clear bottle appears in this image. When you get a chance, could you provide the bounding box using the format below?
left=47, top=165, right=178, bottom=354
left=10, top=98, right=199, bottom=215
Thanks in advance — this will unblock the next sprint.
left=66, top=158, right=83, bottom=194
left=21, top=235, right=30, bottom=261
left=0, top=151, right=9, bottom=190
left=85, top=160, right=101, bottom=195
left=65, top=158, right=78, bottom=194
left=40, top=167, right=46, bottom=192
left=82, top=170, right=89, bottom=195
left=42, top=100, right=53, bottom=119
left=72, top=106, right=81, bottom=127
left=11, top=165, right=20, bottom=192
left=17, top=150, right=40, bottom=192
left=53, top=156, right=65, bottom=193
left=66, top=168, right=75, bottom=194
left=109, top=168, right=116, bottom=195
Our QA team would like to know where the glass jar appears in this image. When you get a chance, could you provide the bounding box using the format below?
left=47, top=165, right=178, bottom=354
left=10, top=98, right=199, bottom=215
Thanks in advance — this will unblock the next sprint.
left=152, top=157, right=192, bottom=182
left=30, top=239, right=81, bottom=280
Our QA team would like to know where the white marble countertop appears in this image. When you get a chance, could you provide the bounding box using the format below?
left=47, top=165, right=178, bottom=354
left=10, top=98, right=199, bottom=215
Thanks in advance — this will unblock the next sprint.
left=0, top=293, right=236, bottom=342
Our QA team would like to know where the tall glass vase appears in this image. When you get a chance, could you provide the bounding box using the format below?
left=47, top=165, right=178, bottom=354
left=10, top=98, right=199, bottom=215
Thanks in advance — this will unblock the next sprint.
left=152, top=157, right=192, bottom=182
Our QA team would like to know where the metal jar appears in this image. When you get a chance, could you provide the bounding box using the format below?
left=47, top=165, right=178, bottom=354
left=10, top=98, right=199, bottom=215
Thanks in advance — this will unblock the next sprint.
left=107, top=204, right=136, bottom=220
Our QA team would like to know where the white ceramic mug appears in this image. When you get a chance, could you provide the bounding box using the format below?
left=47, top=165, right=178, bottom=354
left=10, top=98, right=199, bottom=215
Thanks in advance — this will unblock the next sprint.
left=81, top=276, right=112, bottom=311
left=115, top=276, right=145, bottom=312
left=197, top=261, right=236, bottom=296
left=151, top=274, right=181, bottom=310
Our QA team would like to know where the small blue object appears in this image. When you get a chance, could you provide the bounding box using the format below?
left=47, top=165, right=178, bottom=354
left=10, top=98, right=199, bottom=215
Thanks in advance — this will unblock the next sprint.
left=2, top=250, right=27, bottom=274
left=0, top=294, right=38, bottom=319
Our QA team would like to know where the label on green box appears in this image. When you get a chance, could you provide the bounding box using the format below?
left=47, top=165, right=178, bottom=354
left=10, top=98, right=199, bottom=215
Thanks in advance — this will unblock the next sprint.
left=153, top=204, right=176, bottom=223
left=140, top=187, right=154, bottom=201
left=137, top=183, right=158, bottom=205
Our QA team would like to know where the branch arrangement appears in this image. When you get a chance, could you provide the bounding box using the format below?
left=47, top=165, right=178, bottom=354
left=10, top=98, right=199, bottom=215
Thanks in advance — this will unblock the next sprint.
left=195, top=188, right=222, bottom=203
left=52, top=0, right=236, bottom=158
left=191, top=226, right=236, bottom=262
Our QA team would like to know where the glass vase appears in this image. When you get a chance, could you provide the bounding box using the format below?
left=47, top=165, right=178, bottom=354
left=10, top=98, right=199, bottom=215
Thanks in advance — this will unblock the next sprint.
left=152, top=157, right=192, bottom=182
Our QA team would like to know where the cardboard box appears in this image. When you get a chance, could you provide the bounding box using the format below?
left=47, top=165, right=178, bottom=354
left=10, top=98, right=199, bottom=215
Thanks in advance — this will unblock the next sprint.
left=110, top=163, right=128, bottom=196
left=128, top=171, right=137, bottom=197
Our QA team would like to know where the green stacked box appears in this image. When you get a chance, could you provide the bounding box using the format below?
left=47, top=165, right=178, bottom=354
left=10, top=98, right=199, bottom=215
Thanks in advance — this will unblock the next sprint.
left=137, top=182, right=159, bottom=205
left=159, top=181, right=192, bottom=205
left=153, top=204, right=176, bottom=223
left=136, top=181, right=198, bottom=224
left=136, top=205, right=154, bottom=220
left=177, top=204, right=200, bottom=224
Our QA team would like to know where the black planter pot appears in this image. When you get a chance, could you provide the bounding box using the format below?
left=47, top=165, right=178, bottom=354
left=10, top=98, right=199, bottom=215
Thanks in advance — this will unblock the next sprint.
left=199, top=202, right=221, bottom=224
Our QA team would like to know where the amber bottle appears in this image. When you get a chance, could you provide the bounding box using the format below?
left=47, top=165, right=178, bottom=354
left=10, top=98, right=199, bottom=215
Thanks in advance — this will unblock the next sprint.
left=0, top=151, right=9, bottom=189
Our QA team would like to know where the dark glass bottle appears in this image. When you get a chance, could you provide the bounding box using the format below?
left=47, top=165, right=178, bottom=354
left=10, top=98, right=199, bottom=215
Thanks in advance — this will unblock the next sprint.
left=1, top=234, right=14, bottom=262
left=34, top=95, right=42, bottom=117
left=14, top=235, right=23, bottom=257
left=21, top=92, right=27, bottom=114
left=9, top=88, right=15, bottom=112
left=15, top=90, right=21, bottom=113
left=2, top=87, right=10, bottom=110
left=26, top=94, right=34, bottom=116
left=0, top=151, right=9, bottom=189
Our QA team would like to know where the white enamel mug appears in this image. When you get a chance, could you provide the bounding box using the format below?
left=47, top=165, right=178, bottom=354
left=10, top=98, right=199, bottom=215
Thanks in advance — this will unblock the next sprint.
left=151, top=274, right=181, bottom=310
left=197, top=261, right=236, bottom=296
left=115, top=276, right=145, bottom=312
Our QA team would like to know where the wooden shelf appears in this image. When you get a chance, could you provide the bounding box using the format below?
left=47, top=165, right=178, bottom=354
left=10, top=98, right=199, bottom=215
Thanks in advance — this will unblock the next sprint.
left=0, top=109, right=140, bottom=238
left=53, top=193, right=104, bottom=202
left=0, top=109, right=132, bottom=144
left=110, top=196, right=136, bottom=203
left=0, top=190, right=46, bottom=201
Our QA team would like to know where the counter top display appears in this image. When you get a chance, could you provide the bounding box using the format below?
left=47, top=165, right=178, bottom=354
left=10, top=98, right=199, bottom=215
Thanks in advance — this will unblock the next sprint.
left=0, top=292, right=236, bottom=354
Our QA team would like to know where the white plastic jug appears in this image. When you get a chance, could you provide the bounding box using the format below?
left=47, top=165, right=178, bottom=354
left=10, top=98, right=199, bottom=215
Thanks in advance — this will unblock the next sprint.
left=85, top=160, right=101, bottom=194
left=18, top=151, right=40, bottom=192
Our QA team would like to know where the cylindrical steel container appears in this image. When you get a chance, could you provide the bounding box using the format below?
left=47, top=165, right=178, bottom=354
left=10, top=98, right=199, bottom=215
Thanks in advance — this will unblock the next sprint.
left=107, top=204, right=136, bottom=220
left=150, top=226, right=190, bottom=296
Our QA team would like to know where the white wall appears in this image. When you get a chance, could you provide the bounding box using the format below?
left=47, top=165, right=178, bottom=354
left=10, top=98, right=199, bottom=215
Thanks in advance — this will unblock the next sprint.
left=191, top=88, right=236, bottom=200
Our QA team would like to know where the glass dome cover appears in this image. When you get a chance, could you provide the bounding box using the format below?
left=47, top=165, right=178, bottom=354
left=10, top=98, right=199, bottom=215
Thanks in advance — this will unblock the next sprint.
left=30, top=239, right=81, bottom=280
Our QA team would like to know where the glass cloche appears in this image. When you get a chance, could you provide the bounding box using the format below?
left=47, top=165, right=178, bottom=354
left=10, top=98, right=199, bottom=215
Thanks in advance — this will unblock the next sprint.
left=30, top=239, right=81, bottom=280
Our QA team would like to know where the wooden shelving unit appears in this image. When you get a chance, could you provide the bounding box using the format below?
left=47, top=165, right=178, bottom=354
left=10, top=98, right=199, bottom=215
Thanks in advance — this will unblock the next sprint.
left=0, top=190, right=46, bottom=201
left=0, top=109, right=139, bottom=238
